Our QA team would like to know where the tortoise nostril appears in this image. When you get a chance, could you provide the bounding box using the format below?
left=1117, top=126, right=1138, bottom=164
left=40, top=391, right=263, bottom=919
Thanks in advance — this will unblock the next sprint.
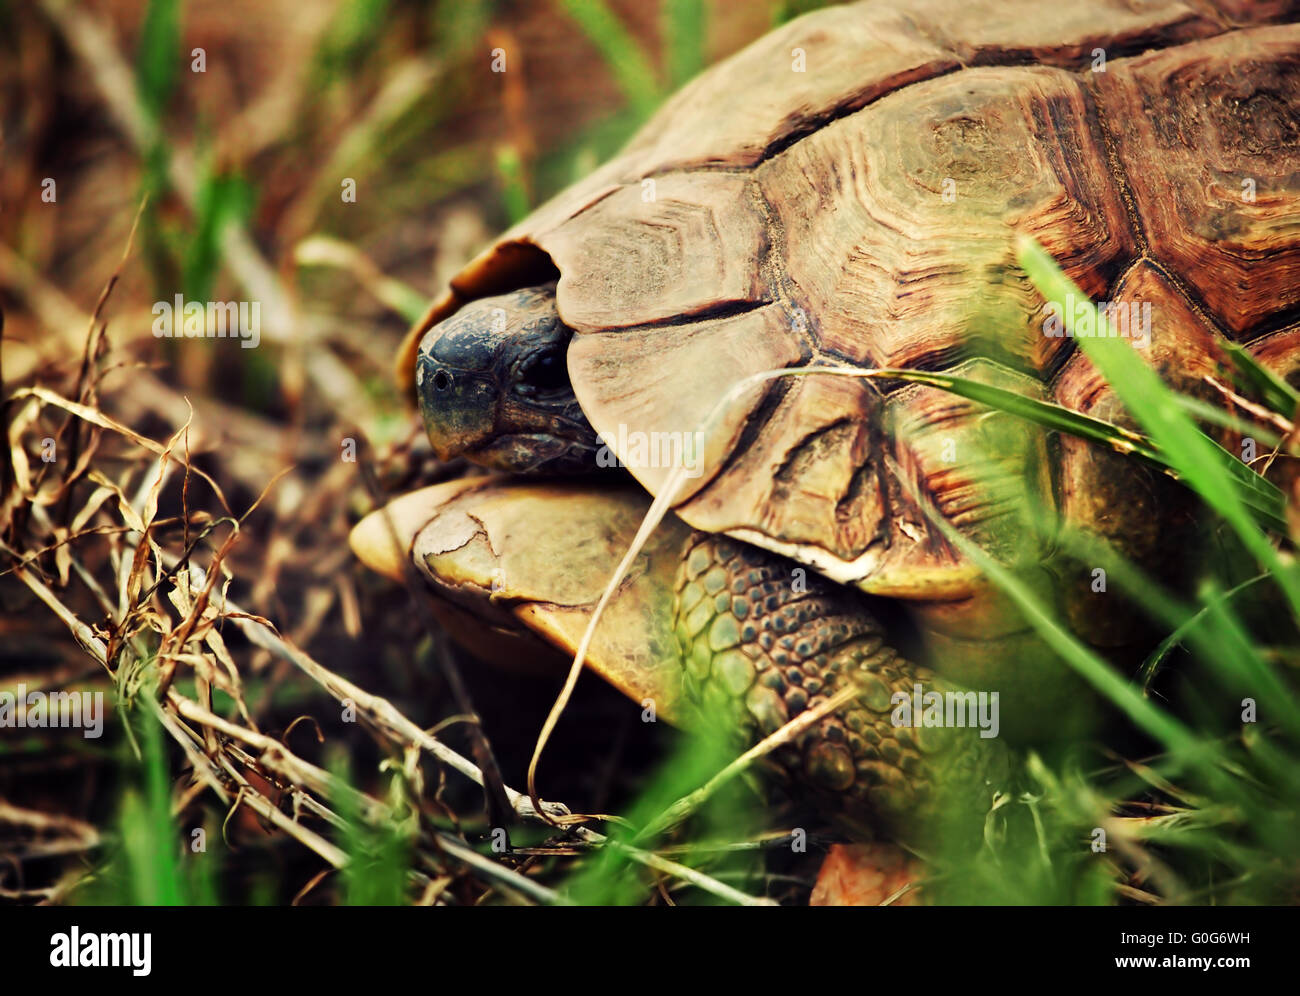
left=432, top=369, right=452, bottom=391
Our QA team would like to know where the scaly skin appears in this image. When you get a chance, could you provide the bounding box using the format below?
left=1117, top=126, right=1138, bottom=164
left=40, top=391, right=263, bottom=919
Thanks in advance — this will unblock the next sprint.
left=671, top=531, right=1017, bottom=845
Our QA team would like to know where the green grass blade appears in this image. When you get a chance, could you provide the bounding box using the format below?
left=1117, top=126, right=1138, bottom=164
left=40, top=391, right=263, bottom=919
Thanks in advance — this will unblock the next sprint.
left=662, top=0, right=706, bottom=87
left=136, top=0, right=182, bottom=122
left=1037, top=515, right=1291, bottom=734
left=1017, top=235, right=1300, bottom=614
left=184, top=161, right=255, bottom=303
left=1174, top=394, right=1284, bottom=450
left=879, top=366, right=1288, bottom=533
left=495, top=144, right=531, bottom=224
left=770, top=0, right=832, bottom=26
left=560, top=0, right=663, bottom=122
left=313, top=0, right=392, bottom=80
left=1224, top=342, right=1300, bottom=419
left=903, top=476, right=1229, bottom=788
left=119, top=704, right=183, bottom=905
left=430, top=0, right=492, bottom=59
left=1139, top=575, right=1272, bottom=692
left=330, top=751, right=412, bottom=906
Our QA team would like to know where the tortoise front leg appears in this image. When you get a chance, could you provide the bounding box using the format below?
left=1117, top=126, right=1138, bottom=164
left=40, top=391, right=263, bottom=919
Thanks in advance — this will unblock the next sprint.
left=670, top=532, right=1017, bottom=852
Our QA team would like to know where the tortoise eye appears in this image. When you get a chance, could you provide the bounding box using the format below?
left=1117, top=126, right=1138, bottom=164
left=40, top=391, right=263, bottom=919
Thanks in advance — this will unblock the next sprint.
left=517, top=350, right=568, bottom=394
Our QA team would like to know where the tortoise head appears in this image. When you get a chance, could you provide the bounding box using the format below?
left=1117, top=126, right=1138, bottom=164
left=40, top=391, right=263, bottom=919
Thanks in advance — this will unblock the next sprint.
left=415, top=283, right=602, bottom=474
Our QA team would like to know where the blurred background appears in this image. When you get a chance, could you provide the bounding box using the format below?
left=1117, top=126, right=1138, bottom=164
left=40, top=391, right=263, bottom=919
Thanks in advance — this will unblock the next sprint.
left=3, top=0, right=823, bottom=401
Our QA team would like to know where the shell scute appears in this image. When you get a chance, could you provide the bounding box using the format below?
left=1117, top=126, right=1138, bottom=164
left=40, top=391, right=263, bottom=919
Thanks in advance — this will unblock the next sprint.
left=1094, top=25, right=1300, bottom=338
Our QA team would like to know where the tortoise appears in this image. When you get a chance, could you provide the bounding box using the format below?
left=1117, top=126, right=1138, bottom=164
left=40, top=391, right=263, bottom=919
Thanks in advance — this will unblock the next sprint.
left=352, top=0, right=1300, bottom=897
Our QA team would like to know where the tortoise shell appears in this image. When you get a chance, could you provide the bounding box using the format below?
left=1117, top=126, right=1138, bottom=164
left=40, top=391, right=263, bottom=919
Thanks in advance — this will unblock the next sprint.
left=398, top=0, right=1300, bottom=618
